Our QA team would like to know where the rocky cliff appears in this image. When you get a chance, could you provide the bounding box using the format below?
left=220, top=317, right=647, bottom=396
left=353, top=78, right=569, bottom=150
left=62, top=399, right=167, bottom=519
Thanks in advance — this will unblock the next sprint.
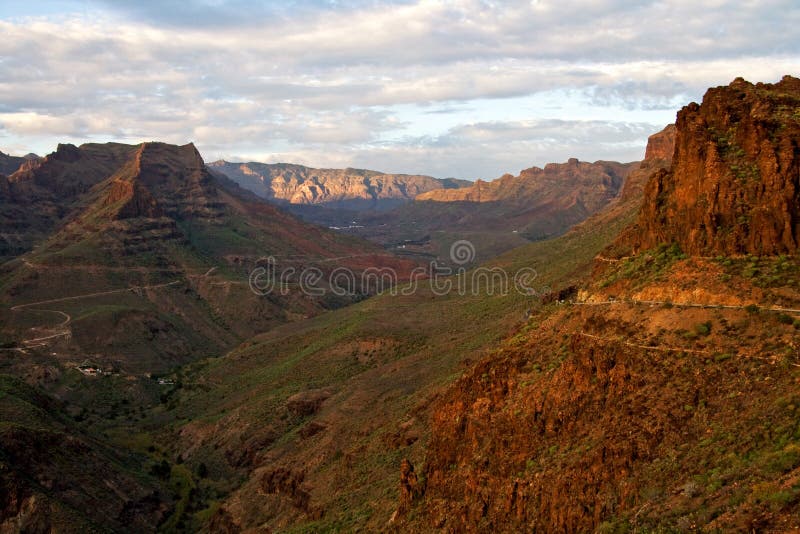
left=402, top=77, right=800, bottom=533
left=208, top=161, right=470, bottom=210
left=644, top=123, right=676, bottom=161
left=632, top=75, right=800, bottom=256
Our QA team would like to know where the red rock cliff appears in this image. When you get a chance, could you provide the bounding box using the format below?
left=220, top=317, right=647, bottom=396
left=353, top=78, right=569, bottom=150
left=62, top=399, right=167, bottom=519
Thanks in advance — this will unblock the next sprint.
left=633, top=75, right=800, bottom=256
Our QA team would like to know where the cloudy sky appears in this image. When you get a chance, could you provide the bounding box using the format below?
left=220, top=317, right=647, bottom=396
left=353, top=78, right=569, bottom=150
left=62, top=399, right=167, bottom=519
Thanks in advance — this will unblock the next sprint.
left=0, top=1, right=798, bottom=180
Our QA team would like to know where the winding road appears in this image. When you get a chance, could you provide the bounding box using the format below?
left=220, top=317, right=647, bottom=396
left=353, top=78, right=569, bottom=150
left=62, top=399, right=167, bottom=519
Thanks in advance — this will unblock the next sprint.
left=8, top=280, right=184, bottom=348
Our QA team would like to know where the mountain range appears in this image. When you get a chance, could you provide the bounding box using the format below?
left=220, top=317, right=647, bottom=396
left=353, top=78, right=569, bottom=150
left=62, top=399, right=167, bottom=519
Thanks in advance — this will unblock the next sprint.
left=207, top=161, right=470, bottom=210
left=2, top=75, right=800, bottom=532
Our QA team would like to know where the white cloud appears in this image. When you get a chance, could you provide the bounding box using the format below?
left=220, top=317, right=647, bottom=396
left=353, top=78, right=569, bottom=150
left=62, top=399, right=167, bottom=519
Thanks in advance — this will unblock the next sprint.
left=0, top=1, right=798, bottom=177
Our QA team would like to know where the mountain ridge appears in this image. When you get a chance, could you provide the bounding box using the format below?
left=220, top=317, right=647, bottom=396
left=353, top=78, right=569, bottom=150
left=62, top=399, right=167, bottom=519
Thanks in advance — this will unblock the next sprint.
left=208, top=160, right=471, bottom=210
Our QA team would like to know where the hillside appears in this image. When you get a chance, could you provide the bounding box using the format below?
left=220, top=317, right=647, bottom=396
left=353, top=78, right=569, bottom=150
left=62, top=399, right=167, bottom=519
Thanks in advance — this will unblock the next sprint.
left=405, top=76, right=800, bottom=532
left=0, top=374, right=166, bottom=532
left=105, top=126, right=675, bottom=532
left=207, top=161, right=470, bottom=210
left=0, top=141, right=417, bottom=374
left=0, top=150, right=38, bottom=176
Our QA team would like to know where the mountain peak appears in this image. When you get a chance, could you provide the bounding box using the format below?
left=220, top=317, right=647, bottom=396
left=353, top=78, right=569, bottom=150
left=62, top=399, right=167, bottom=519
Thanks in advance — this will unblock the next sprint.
left=632, top=75, right=800, bottom=256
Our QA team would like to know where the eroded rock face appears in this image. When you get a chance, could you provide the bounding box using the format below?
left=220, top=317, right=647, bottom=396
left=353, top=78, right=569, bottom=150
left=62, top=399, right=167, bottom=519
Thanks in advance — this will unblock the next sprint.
left=633, top=75, right=800, bottom=256
left=398, top=458, right=421, bottom=515
left=105, top=179, right=164, bottom=219
left=208, top=161, right=470, bottom=209
left=644, top=124, right=676, bottom=162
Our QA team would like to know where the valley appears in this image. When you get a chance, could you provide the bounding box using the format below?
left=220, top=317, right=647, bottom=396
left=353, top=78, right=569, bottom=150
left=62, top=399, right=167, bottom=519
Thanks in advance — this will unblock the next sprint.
left=1, top=74, right=799, bottom=533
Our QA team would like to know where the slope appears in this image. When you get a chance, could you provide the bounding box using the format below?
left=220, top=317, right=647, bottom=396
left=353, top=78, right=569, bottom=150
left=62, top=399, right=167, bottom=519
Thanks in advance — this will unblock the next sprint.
left=123, top=129, right=674, bottom=532
left=408, top=76, right=800, bottom=532
left=0, top=141, right=417, bottom=375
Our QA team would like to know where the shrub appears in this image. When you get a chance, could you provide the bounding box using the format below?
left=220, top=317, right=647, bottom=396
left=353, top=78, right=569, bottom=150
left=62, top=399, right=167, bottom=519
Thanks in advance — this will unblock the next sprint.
left=714, top=353, right=733, bottom=362
left=694, top=321, right=712, bottom=336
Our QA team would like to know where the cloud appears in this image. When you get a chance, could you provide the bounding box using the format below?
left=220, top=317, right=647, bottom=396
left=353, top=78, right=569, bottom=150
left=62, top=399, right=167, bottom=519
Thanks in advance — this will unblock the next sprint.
left=0, top=1, right=798, bottom=177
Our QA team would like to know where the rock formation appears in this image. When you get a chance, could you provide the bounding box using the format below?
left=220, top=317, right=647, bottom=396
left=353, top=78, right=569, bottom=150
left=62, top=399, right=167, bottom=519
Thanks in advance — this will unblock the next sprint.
left=632, top=75, right=800, bottom=256
left=208, top=161, right=470, bottom=210
left=416, top=158, right=633, bottom=207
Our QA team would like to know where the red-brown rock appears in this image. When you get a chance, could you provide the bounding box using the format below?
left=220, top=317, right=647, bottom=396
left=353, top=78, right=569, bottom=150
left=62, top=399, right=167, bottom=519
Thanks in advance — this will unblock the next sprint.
left=632, top=75, right=800, bottom=256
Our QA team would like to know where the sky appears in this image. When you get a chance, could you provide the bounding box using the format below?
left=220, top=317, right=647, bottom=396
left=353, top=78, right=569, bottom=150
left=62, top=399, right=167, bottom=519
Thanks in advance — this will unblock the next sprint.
left=0, top=1, right=798, bottom=180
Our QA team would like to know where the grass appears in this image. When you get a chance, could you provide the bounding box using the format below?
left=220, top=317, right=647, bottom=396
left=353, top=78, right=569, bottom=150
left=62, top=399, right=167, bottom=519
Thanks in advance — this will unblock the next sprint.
left=600, top=242, right=688, bottom=288
left=130, top=189, right=642, bottom=531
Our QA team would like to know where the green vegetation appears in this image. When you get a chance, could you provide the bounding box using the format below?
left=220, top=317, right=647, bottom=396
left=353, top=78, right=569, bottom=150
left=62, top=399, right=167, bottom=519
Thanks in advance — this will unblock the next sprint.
left=710, top=126, right=761, bottom=183
left=127, top=195, right=640, bottom=531
left=601, top=243, right=688, bottom=288
left=715, top=254, right=800, bottom=289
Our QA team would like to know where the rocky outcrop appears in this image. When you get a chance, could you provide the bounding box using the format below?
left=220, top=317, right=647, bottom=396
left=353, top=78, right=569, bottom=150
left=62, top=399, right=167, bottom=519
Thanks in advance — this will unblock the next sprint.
left=285, top=389, right=331, bottom=417
left=105, top=178, right=164, bottom=219
left=397, top=459, right=422, bottom=515
left=632, top=75, right=800, bottom=256
left=208, top=161, right=470, bottom=210
left=644, top=124, right=676, bottom=161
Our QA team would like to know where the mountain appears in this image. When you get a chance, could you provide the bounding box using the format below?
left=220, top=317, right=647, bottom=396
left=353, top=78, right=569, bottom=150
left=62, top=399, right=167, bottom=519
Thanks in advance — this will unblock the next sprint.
left=632, top=75, right=800, bottom=256
left=414, top=158, right=637, bottom=239
left=405, top=76, right=800, bottom=532
left=342, top=158, right=640, bottom=264
left=0, top=150, right=38, bottom=176
left=0, top=141, right=417, bottom=374
left=207, top=161, right=470, bottom=210
left=105, top=127, right=675, bottom=532
left=207, top=151, right=645, bottom=267
left=0, top=141, right=421, bottom=531
left=7, top=75, right=797, bottom=533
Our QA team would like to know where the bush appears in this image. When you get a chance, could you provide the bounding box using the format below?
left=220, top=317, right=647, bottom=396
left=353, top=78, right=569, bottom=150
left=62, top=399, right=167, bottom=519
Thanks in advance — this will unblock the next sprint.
left=694, top=321, right=712, bottom=336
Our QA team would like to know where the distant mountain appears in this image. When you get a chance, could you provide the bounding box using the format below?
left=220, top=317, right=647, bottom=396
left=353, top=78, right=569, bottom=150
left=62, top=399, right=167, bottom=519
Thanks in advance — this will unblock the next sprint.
left=207, top=160, right=470, bottom=210
left=337, top=157, right=641, bottom=264
left=0, top=150, right=38, bottom=176
left=414, top=158, right=638, bottom=240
